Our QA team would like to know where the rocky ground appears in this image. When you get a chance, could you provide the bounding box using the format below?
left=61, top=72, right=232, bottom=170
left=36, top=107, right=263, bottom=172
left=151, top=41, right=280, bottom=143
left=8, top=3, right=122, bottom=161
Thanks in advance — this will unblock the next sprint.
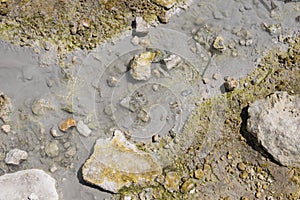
left=0, top=0, right=300, bottom=200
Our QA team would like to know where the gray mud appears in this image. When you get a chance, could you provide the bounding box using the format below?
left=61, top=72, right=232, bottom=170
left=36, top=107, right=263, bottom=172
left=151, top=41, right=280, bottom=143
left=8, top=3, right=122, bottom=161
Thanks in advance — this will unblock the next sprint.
left=0, top=0, right=300, bottom=199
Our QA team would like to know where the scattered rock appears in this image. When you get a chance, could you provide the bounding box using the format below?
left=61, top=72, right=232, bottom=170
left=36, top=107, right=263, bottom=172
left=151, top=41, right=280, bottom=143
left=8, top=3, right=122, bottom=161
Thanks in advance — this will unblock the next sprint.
left=133, top=17, right=149, bottom=37
left=137, top=109, right=150, bottom=123
left=76, top=120, right=92, bottom=137
left=151, top=0, right=176, bottom=9
left=31, top=99, right=53, bottom=116
left=50, top=128, right=61, bottom=138
left=82, top=130, right=162, bottom=193
left=5, top=148, right=28, bottom=165
left=0, top=169, right=59, bottom=200
left=158, top=10, right=172, bottom=23
left=1, top=124, right=10, bottom=133
left=162, top=54, right=182, bottom=70
left=45, top=140, right=60, bottom=158
left=107, top=76, right=118, bottom=87
left=164, top=172, right=180, bottom=192
left=202, top=77, right=210, bottom=84
left=194, top=169, right=204, bottom=179
left=59, top=118, right=76, bottom=132
left=237, top=162, right=246, bottom=171
left=224, top=77, right=238, bottom=91
left=213, top=36, right=226, bottom=53
left=0, top=91, right=12, bottom=123
left=152, top=134, right=159, bottom=143
left=247, top=92, right=300, bottom=167
left=131, top=36, right=140, bottom=46
left=212, top=73, right=220, bottom=80
left=180, top=179, right=194, bottom=193
left=129, top=51, right=156, bottom=81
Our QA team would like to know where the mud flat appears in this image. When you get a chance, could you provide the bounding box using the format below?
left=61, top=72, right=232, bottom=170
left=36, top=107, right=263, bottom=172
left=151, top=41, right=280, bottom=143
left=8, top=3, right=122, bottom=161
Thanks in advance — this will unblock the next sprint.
left=0, top=0, right=300, bottom=199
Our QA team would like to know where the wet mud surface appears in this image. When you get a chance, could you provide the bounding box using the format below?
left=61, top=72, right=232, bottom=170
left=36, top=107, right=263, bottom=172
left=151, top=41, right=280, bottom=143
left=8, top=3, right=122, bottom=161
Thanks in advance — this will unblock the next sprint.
left=0, top=0, right=300, bottom=199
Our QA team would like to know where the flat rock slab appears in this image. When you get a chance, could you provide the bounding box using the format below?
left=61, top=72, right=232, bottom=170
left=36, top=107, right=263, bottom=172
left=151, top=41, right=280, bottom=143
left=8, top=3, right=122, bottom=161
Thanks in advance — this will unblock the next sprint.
left=0, top=169, right=59, bottom=200
left=82, top=130, right=162, bottom=193
left=247, top=92, right=300, bottom=167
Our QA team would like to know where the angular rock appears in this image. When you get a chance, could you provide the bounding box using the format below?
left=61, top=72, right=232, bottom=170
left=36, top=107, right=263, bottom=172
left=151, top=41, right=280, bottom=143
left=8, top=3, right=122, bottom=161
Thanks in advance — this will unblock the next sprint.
left=0, top=91, right=12, bottom=123
left=0, top=169, right=59, bottom=200
left=151, top=0, right=176, bottom=9
left=1, top=124, right=10, bottom=133
left=59, top=117, right=76, bottom=132
left=164, top=172, right=180, bottom=192
left=133, top=17, right=149, bottom=37
left=213, top=36, right=226, bottom=53
left=5, top=148, right=28, bottom=165
left=76, top=120, right=92, bottom=137
left=82, top=130, right=162, bottom=193
left=247, top=92, right=300, bottom=167
left=129, top=51, right=155, bottom=81
left=162, top=54, right=182, bottom=71
left=224, top=77, right=238, bottom=91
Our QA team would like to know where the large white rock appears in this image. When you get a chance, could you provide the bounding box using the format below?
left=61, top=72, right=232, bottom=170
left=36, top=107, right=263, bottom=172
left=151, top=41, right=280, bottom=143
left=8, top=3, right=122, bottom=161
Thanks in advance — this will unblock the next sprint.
left=0, top=169, right=59, bottom=200
left=247, top=92, right=300, bottom=167
left=82, top=130, right=162, bottom=193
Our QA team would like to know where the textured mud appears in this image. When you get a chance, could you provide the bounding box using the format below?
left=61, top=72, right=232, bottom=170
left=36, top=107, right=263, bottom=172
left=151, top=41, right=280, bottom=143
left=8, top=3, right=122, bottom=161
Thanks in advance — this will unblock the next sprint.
left=0, top=0, right=300, bottom=199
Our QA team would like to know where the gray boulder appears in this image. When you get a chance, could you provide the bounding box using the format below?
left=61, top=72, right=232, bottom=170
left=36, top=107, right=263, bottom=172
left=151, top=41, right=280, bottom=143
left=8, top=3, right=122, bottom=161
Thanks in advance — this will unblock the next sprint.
left=247, top=92, right=300, bottom=167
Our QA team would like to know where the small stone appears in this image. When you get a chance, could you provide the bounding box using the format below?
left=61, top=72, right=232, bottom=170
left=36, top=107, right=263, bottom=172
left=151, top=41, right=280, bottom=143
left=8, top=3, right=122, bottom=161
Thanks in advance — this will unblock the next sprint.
left=180, top=179, right=194, bottom=193
left=76, top=120, right=92, bottom=137
left=65, top=146, right=77, bottom=158
left=50, top=128, right=61, bottom=138
left=213, top=36, right=226, bottom=52
left=1, top=124, right=10, bottom=133
left=133, top=17, right=149, bottom=37
left=202, top=77, right=210, bottom=84
left=212, top=73, right=220, bottom=80
left=59, top=118, right=76, bottom=132
left=45, top=140, right=60, bottom=158
left=241, top=197, right=249, bottom=200
left=28, top=193, right=39, bottom=200
left=158, top=10, right=172, bottom=23
left=239, top=171, right=248, bottom=179
left=152, top=84, right=159, bottom=91
left=137, top=109, right=150, bottom=123
left=107, top=76, right=118, bottom=87
left=237, top=162, right=246, bottom=171
left=164, top=172, right=181, bottom=192
left=5, top=148, right=28, bottom=165
left=227, top=152, right=233, bottom=159
left=162, top=54, right=182, bottom=70
left=255, top=192, right=261, bottom=198
left=152, top=134, right=159, bottom=143
left=239, top=39, right=246, bottom=46
left=0, top=91, right=12, bottom=123
left=129, top=52, right=155, bottom=81
left=224, top=77, right=238, bottom=91
left=131, top=36, right=139, bottom=46
left=245, top=39, right=253, bottom=46
left=49, top=165, right=58, bottom=173
left=194, top=169, right=204, bottom=179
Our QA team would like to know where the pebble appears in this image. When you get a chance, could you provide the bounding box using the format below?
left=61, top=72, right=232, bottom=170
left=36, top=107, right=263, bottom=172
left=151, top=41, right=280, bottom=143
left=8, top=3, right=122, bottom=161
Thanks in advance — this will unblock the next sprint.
left=162, top=54, right=182, bottom=71
left=65, top=146, right=77, bottom=158
left=164, top=172, right=181, bottom=192
left=213, top=36, right=226, bottom=52
left=107, top=76, right=118, bottom=87
left=59, top=118, right=76, bottom=132
left=180, top=179, right=194, bottom=193
left=1, top=124, right=10, bottom=133
left=28, top=193, right=39, bottom=200
left=5, top=148, right=28, bottom=165
left=202, top=77, right=210, bottom=84
left=131, top=36, right=139, bottom=46
left=45, top=140, right=60, bottom=158
left=49, top=165, right=58, bottom=173
left=133, top=17, right=149, bottom=37
left=224, top=77, right=238, bottom=91
left=237, top=162, right=246, bottom=171
left=194, top=169, right=204, bottom=179
left=240, top=171, right=248, bottom=179
left=152, top=134, right=159, bottom=143
left=50, top=128, right=61, bottom=138
left=212, top=73, right=220, bottom=80
left=76, top=120, right=92, bottom=137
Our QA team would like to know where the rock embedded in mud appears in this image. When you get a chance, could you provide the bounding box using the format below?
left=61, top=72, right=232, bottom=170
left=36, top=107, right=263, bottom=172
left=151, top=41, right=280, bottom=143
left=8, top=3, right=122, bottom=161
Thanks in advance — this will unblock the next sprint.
left=224, top=77, right=238, bottom=91
left=213, top=36, right=226, bottom=53
left=59, top=118, right=76, bottom=132
left=133, top=17, right=149, bottom=37
left=5, top=148, right=28, bottom=165
left=247, top=92, right=300, bottom=167
left=0, top=91, right=12, bottom=123
left=82, top=130, right=162, bottom=193
left=162, top=54, right=182, bottom=70
left=45, top=140, right=60, bottom=158
left=0, top=169, right=59, bottom=200
left=129, top=51, right=156, bottom=81
left=76, top=120, right=92, bottom=137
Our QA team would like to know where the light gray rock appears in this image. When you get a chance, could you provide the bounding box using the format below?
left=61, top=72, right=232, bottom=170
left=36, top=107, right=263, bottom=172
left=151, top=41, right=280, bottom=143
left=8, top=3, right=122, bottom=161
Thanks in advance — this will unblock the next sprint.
left=0, top=169, right=59, bottom=200
left=129, top=51, right=155, bottom=81
left=5, top=148, right=28, bottom=165
left=247, top=92, right=300, bottom=167
left=45, top=140, right=60, bottom=158
left=76, top=120, right=92, bottom=137
left=82, top=130, right=162, bottom=193
left=162, top=54, right=182, bottom=71
left=133, top=17, right=149, bottom=37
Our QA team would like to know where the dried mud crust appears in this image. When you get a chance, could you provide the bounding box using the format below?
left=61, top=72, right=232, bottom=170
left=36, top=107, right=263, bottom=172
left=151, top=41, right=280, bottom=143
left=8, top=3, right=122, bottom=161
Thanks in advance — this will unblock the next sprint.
left=0, top=0, right=184, bottom=53
left=117, top=36, right=300, bottom=199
